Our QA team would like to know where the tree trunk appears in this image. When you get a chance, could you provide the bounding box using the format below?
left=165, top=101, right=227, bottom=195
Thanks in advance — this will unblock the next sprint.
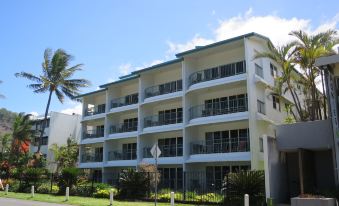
left=37, top=90, right=53, bottom=153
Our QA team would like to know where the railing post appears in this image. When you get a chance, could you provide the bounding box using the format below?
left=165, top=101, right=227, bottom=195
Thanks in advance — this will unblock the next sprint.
left=244, top=194, right=249, bottom=206
left=170, top=192, right=175, bottom=206
left=5, top=184, right=8, bottom=195
left=65, top=187, right=69, bottom=201
left=109, top=189, right=114, bottom=206
left=31, top=185, right=34, bottom=197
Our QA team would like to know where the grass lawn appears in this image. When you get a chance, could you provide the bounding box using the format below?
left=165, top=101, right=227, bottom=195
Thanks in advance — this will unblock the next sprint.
left=0, top=191, right=194, bottom=206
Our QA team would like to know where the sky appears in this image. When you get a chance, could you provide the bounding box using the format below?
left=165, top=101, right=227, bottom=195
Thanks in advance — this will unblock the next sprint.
left=0, top=0, right=338, bottom=116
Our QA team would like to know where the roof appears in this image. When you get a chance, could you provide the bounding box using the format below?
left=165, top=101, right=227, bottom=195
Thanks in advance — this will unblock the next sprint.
left=131, top=58, right=183, bottom=74
left=99, top=74, right=139, bottom=88
left=315, top=54, right=339, bottom=67
left=175, top=32, right=270, bottom=57
left=74, top=88, right=107, bottom=98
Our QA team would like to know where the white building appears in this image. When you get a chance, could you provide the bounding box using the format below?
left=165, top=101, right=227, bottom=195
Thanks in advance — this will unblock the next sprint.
left=76, top=33, right=293, bottom=188
left=30, top=111, right=82, bottom=169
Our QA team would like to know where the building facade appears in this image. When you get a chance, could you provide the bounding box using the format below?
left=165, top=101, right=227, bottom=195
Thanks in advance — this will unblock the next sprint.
left=30, top=111, right=82, bottom=170
left=77, top=33, right=293, bottom=188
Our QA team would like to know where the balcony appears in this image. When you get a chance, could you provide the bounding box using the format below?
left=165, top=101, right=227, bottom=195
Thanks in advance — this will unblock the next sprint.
left=85, top=105, right=106, bottom=117
left=107, top=150, right=137, bottom=161
left=145, top=80, right=182, bottom=99
left=144, top=113, right=183, bottom=128
left=83, top=129, right=105, bottom=139
left=189, top=102, right=248, bottom=120
left=188, top=61, right=246, bottom=87
left=109, top=123, right=138, bottom=134
left=81, top=154, right=103, bottom=163
left=111, top=93, right=138, bottom=109
left=257, top=100, right=265, bottom=114
left=190, top=140, right=249, bottom=155
left=143, top=144, right=183, bottom=158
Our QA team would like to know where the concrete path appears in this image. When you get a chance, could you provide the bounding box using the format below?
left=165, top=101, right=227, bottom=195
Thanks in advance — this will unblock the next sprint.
left=0, top=197, right=73, bottom=206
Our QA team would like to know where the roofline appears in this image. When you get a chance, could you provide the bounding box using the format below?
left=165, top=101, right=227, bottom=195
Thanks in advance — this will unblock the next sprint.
left=99, top=74, right=140, bottom=88
left=315, top=54, right=339, bottom=67
left=131, top=58, right=183, bottom=75
left=74, top=88, right=107, bottom=98
left=175, top=32, right=270, bottom=57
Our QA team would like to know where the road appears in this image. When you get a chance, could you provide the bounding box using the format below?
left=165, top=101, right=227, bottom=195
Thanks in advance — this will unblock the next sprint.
left=0, top=197, right=73, bottom=206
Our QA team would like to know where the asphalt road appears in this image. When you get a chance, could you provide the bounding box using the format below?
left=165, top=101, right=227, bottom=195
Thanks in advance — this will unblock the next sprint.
left=0, top=197, right=73, bottom=206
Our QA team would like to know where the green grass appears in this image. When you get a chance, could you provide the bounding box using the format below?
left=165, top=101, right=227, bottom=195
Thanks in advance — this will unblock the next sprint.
left=0, top=191, right=194, bottom=206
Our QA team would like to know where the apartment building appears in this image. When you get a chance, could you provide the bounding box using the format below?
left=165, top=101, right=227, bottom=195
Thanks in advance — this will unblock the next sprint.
left=76, top=33, right=293, bottom=188
left=30, top=111, right=82, bottom=170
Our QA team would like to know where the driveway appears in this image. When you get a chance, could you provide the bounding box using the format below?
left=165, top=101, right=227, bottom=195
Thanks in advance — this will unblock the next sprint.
left=0, top=197, right=73, bottom=206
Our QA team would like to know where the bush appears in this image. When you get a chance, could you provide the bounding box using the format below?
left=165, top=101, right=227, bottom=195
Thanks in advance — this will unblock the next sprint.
left=71, top=183, right=92, bottom=196
left=222, top=170, right=265, bottom=206
left=93, top=188, right=118, bottom=198
left=57, top=167, right=80, bottom=194
left=37, top=183, right=59, bottom=194
left=118, top=169, right=150, bottom=199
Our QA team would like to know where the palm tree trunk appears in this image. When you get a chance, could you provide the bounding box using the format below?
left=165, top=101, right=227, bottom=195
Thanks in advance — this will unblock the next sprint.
left=37, top=90, right=53, bottom=153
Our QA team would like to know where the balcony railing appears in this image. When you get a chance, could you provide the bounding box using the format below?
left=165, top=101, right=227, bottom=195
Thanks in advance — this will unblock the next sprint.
left=111, top=93, right=138, bottom=109
left=109, top=123, right=138, bottom=134
left=85, top=105, right=106, bottom=116
left=255, top=64, right=264, bottom=78
left=189, top=102, right=248, bottom=120
left=81, top=154, right=103, bottom=163
left=143, top=144, right=183, bottom=158
left=257, top=100, right=265, bottom=114
left=145, top=80, right=182, bottom=98
left=107, top=150, right=137, bottom=161
left=83, top=129, right=105, bottom=139
left=190, top=140, right=250, bottom=155
left=188, top=61, right=246, bottom=86
left=144, top=114, right=183, bottom=128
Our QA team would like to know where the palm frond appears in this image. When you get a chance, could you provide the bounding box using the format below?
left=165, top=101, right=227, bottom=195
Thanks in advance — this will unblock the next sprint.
left=15, top=72, right=42, bottom=83
left=55, top=88, right=65, bottom=103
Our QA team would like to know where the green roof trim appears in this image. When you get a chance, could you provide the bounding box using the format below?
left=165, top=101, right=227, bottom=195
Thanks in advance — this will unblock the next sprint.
left=131, top=58, right=183, bottom=74
left=175, top=32, right=270, bottom=57
left=74, top=88, right=107, bottom=98
left=99, top=74, right=140, bottom=88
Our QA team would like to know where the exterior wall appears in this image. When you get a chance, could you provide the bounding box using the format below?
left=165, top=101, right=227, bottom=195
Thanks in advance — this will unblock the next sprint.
left=77, top=34, right=297, bottom=182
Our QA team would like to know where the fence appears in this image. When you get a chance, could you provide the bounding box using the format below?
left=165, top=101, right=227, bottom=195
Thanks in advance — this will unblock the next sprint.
left=0, top=170, right=265, bottom=205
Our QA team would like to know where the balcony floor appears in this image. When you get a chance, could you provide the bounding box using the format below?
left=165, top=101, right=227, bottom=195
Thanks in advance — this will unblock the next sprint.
left=186, top=152, right=251, bottom=163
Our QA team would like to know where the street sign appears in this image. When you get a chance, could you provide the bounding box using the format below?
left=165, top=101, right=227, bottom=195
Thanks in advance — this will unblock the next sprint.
left=150, top=143, right=161, bottom=158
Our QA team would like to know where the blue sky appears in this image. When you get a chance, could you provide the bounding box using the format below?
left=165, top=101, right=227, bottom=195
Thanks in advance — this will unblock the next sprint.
left=0, top=0, right=338, bottom=115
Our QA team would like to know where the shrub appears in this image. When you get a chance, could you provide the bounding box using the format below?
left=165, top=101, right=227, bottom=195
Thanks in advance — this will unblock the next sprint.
left=57, top=167, right=80, bottom=194
left=71, top=183, right=92, bottom=196
left=37, top=183, right=59, bottom=194
left=93, top=188, right=118, bottom=198
left=222, top=170, right=265, bottom=206
left=118, top=169, right=150, bottom=199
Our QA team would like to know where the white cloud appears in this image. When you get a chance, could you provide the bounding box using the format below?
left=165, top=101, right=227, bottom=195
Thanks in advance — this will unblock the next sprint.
left=119, top=63, right=134, bottom=76
left=60, top=102, right=82, bottom=115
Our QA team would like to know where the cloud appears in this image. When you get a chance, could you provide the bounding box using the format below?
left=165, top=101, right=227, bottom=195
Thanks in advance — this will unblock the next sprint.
left=60, top=102, right=82, bottom=115
left=29, top=111, right=39, bottom=116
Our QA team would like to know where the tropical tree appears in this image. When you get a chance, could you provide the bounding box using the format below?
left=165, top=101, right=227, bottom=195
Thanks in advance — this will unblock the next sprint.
left=15, top=48, right=90, bottom=154
left=10, top=113, right=34, bottom=165
left=0, top=133, right=12, bottom=161
left=49, top=137, right=79, bottom=172
left=254, top=42, right=307, bottom=121
left=290, top=30, right=339, bottom=121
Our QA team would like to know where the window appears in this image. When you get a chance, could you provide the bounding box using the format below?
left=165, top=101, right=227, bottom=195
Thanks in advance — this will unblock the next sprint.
left=122, top=143, right=137, bottom=160
left=122, top=118, right=138, bottom=131
left=158, top=108, right=182, bottom=124
left=272, top=96, right=281, bottom=111
left=158, top=137, right=183, bottom=157
left=270, top=63, right=278, bottom=77
left=97, top=104, right=106, bottom=114
left=96, top=125, right=105, bottom=137
left=259, top=137, right=264, bottom=152
left=158, top=168, right=183, bottom=190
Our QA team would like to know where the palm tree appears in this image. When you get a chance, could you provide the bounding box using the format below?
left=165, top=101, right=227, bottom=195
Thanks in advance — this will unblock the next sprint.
left=15, top=48, right=90, bottom=154
left=254, top=42, right=306, bottom=121
left=290, top=30, right=339, bottom=120
left=0, top=80, right=5, bottom=99
left=10, top=113, right=34, bottom=164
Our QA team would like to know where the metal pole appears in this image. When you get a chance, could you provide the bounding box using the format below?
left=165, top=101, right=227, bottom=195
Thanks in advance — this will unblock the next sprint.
left=31, top=186, right=35, bottom=198
left=5, top=184, right=8, bottom=195
left=65, top=187, right=69, bottom=201
left=244, top=194, right=249, bottom=206
left=155, top=143, right=158, bottom=206
left=109, top=189, right=114, bottom=206
left=170, top=191, right=175, bottom=206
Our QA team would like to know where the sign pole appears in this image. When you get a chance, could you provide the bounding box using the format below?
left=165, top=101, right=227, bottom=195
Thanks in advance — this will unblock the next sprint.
left=155, top=142, right=158, bottom=206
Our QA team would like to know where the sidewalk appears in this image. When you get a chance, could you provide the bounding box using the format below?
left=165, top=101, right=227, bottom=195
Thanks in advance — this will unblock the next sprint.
left=0, top=197, right=73, bottom=206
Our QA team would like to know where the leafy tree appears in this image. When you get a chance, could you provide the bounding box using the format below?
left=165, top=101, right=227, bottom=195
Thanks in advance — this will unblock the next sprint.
left=49, top=137, right=79, bottom=172
left=0, top=80, right=4, bottom=99
left=15, top=48, right=90, bottom=154
left=0, top=133, right=12, bottom=160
